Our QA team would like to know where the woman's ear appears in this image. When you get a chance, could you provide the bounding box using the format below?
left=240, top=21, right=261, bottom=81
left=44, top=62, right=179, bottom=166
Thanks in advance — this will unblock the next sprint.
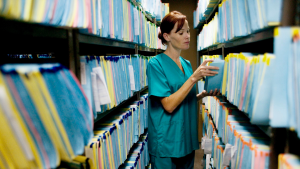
left=163, top=33, right=170, bottom=43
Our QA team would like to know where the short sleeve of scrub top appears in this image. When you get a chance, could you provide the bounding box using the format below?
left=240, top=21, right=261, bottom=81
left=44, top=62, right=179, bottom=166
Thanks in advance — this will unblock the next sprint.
left=146, top=53, right=199, bottom=158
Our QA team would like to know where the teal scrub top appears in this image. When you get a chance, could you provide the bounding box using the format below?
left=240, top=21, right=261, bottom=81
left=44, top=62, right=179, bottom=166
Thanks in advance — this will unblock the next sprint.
left=146, top=53, right=199, bottom=158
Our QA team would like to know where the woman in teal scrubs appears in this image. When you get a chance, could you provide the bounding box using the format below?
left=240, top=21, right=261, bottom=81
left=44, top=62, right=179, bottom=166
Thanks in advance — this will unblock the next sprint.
left=146, top=11, right=219, bottom=169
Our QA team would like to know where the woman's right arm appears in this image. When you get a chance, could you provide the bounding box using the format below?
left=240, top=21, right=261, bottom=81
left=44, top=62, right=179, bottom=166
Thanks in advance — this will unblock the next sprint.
left=160, top=59, right=219, bottom=113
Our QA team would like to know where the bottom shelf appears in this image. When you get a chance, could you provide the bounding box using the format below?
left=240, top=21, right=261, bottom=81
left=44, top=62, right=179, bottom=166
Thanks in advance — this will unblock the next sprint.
left=119, top=131, right=150, bottom=169
left=201, top=96, right=271, bottom=169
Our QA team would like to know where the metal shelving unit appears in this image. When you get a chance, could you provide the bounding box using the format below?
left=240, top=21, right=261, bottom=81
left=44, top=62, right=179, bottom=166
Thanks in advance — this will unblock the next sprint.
left=0, top=16, right=162, bottom=126
left=195, top=0, right=299, bottom=168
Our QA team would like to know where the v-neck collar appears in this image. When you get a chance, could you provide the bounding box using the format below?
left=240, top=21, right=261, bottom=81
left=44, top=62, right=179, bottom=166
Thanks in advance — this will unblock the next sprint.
left=161, top=53, right=186, bottom=75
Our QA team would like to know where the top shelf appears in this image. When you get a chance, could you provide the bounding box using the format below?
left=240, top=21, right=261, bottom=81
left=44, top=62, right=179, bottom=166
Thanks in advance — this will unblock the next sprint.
left=195, top=0, right=222, bottom=29
left=198, top=28, right=274, bottom=54
left=0, top=18, right=162, bottom=54
left=0, top=18, right=69, bottom=40
left=131, top=0, right=155, bottom=23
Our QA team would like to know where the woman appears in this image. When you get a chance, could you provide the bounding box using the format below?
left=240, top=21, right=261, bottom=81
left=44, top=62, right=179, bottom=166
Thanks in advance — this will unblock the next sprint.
left=146, top=11, right=219, bottom=168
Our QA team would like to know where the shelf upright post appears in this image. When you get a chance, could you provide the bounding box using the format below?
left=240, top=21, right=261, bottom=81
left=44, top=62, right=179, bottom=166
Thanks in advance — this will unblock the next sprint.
left=296, top=0, right=300, bottom=25
left=72, top=29, right=81, bottom=81
left=281, top=0, right=297, bottom=26
left=135, top=44, right=138, bottom=55
left=222, top=46, right=225, bottom=60
left=67, top=28, right=76, bottom=74
left=269, top=128, right=287, bottom=169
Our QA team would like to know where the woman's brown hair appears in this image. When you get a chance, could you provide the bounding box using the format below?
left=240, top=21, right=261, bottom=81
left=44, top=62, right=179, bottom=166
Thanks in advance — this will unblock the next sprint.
left=158, top=11, right=187, bottom=45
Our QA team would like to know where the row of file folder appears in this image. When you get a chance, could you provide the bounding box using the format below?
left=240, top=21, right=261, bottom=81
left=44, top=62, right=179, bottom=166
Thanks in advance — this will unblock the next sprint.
left=200, top=52, right=276, bottom=126
left=80, top=55, right=151, bottom=119
left=135, top=0, right=169, bottom=22
left=0, top=63, right=93, bottom=169
left=119, top=133, right=150, bottom=169
left=197, top=0, right=283, bottom=51
left=193, top=0, right=219, bottom=28
left=0, top=0, right=166, bottom=49
left=197, top=13, right=219, bottom=50
left=201, top=96, right=270, bottom=169
left=84, top=93, right=149, bottom=169
left=278, top=154, right=300, bottom=169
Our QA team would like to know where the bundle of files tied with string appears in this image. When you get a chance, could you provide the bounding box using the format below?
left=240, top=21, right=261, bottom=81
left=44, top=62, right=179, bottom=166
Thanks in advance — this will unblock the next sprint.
left=0, top=0, right=169, bottom=49
left=195, top=0, right=283, bottom=50
left=0, top=63, right=94, bottom=169
left=198, top=27, right=300, bottom=168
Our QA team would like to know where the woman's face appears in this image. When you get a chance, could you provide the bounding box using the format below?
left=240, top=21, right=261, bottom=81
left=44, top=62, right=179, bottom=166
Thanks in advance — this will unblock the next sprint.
left=166, top=20, right=190, bottom=50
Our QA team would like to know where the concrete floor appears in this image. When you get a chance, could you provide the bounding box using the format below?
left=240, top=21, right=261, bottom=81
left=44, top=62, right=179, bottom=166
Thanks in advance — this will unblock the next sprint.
left=194, top=144, right=204, bottom=169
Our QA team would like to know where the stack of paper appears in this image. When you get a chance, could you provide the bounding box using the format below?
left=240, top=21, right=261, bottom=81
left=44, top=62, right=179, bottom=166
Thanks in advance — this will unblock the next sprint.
left=202, top=96, right=271, bottom=169
left=193, top=0, right=219, bottom=28
left=80, top=55, right=152, bottom=118
left=197, top=0, right=283, bottom=51
left=279, top=154, right=300, bottom=169
left=0, top=63, right=93, bottom=169
left=84, top=94, right=149, bottom=169
left=119, top=133, right=150, bottom=169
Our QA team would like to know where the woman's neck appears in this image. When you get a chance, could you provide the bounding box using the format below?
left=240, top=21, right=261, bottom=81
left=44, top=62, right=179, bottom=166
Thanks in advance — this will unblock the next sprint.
left=164, top=44, right=181, bottom=61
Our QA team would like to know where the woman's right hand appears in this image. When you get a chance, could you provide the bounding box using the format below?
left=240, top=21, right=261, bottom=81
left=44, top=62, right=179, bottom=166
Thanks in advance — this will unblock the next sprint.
left=191, top=59, right=219, bottom=82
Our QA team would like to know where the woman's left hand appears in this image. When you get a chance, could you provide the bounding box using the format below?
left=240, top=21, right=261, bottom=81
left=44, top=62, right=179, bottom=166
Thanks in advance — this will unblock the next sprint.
left=197, top=89, right=220, bottom=101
